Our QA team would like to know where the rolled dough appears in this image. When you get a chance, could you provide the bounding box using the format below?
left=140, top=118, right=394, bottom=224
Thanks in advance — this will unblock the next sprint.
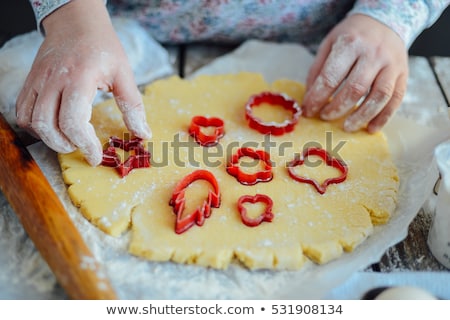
left=58, top=73, right=399, bottom=270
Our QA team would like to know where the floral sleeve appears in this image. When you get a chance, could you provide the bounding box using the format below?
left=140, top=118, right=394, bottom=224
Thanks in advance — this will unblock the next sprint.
left=28, top=0, right=107, bottom=33
left=28, top=0, right=72, bottom=32
left=350, top=0, right=450, bottom=47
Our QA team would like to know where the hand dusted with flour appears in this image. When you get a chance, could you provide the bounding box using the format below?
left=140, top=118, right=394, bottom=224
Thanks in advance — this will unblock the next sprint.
left=302, top=14, right=409, bottom=133
left=18, top=0, right=151, bottom=166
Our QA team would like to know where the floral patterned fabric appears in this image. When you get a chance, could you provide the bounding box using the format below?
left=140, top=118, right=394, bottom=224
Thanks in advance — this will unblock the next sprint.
left=29, top=0, right=450, bottom=48
left=350, top=0, right=450, bottom=47
left=29, top=0, right=71, bottom=30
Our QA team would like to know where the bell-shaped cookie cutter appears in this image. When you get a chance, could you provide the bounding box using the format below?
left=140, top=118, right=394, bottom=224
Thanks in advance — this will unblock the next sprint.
left=287, top=147, right=348, bottom=194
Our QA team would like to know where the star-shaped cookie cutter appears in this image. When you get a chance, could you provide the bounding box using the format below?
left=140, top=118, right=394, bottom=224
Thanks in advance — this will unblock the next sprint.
left=237, top=194, right=274, bottom=227
left=169, top=169, right=221, bottom=234
left=101, top=136, right=151, bottom=178
left=188, top=115, right=225, bottom=147
left=245, top=92, right=302, bottom=135
left=287, top=147, right=348, bottom=194
left=226, top=147, right=273, bottom=185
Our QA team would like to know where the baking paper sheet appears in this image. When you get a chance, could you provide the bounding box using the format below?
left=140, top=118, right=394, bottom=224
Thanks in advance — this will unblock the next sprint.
left=1, top=39, right=450, bottom=299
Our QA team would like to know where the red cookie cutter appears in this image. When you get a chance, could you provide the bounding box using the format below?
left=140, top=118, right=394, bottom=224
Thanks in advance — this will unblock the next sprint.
left=237, top=194, right=274, bottom=227
left=188, top=116, right=225, bottom=147
left=169, top=169, right=221, bottom=234
left=226, top=147, right=273, bottom=185
left=245, top=92, right=301, bottom=135
left=101, top=136, right=151, bottom=178
left=287, top=147, right=348, bottom=194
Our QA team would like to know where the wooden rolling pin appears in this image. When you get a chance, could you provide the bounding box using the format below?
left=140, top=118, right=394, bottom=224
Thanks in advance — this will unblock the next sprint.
left=0, top=113, right=117, bottom=299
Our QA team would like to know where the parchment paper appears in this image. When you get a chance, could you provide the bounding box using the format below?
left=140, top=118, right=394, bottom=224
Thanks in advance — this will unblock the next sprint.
left=1, top=39, right=449, bottom=299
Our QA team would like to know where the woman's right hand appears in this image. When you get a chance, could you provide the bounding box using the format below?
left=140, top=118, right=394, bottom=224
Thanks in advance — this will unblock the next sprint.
left=16, top=0, right=151, bottom=166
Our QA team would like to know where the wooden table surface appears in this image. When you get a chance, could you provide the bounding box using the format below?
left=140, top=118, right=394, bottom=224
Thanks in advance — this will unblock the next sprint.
left=172, top=44, right=450, bottom=273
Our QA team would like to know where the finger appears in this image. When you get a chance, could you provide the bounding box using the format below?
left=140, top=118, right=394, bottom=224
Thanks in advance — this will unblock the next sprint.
left=343, top=67, right=404, bottom=132
left=30, top=85, right=76, bottom=153
left=306, top=38, right=332, bottom=89
left=366, top=73, right=407, bottom=133
left=16, top=83, right=38, bottom=132
left=59, top=83, right=103, bottom=166
left=112, top=69, right=152, bottom=140
left=319, top=56, right=379, bottom=120
left=302, top=35, right=360, bottom=117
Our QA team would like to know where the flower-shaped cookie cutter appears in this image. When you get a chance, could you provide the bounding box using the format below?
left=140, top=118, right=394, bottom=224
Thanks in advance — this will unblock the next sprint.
left=245, top=92, right=301, bottom=135
left=169, top=169, right=221, bottom=234
left=287, top=147, right=348, bottom=194
left=237, top=194, right=274, bottom=227
left=188, top=115, right=225, bottom=147
left=226, top=147, right=273, bottom=185
left=101, top=136, right=151, bottom=178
